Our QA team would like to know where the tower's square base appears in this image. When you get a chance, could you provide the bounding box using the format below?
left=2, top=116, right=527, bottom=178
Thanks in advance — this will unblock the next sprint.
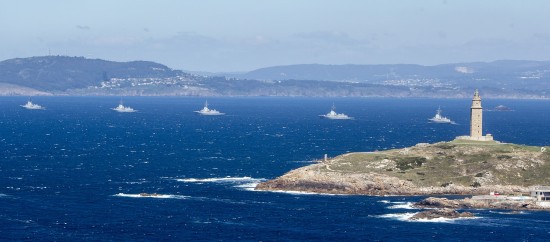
left=455, top=134, right=494, bottom=141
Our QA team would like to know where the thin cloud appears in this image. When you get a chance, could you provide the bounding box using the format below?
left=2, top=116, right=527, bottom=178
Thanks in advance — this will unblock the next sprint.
left=76, top=25, right=91, bottom=31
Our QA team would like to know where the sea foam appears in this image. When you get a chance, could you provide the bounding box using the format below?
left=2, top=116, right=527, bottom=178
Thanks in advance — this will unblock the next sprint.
left=234, top=182, right=262, bottom=191
left=259, top=189, right=349, bottom=196
left=113, top=193, right=189, bottom=199
left=176, top=176, right=267, bottom=191
left=387, top=202, right=415, bottom=210
left=176, top=176, right=259, bottom=183
left=377, top=212, right=417, bottom=221
left=377, top=212, right=478, bottom=223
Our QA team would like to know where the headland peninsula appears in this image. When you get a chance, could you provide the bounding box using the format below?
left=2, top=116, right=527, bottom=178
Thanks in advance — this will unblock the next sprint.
left=255, top=139, right=550, bottom=197
left=256, top=90, right=550, bottom=213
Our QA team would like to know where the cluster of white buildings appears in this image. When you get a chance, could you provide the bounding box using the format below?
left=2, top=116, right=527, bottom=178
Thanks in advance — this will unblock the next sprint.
left=99, top=75, right=197, bottom=89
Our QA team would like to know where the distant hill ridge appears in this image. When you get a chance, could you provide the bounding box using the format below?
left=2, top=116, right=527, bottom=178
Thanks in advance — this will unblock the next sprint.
left=0, top=56, right=548, bottom=98
left=0, top=56, right=183, bottom=91
left=242, top=60, right=550, bottom=82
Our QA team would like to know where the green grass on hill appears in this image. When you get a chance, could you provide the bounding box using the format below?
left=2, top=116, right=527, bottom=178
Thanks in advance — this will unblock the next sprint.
left=326, top=140, right=550, bottom=187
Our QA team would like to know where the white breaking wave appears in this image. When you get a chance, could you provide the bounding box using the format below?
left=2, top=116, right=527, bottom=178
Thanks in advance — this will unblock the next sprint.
left=234, top=182, right=262, bottom=191
left=259, top=189, right=349, bottom=196
left=176, top=176, right=261, bottom=183
left=113, top=193, right=189, bottom=199
left=378, top=212, right=478, bottom=223
left=176, top=177, right=363, bottom=196
left=411, top=215, right=478, bottom=223
left=377, top=212, right=417, bottom=221
left=388, top=202, right=415, bottom=210
left=176, top=176, right=267, bottom=191
left=490, top=210, right=527, bottom=215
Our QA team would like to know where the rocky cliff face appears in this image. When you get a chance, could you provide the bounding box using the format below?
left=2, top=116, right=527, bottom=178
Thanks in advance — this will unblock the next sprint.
left=255, top=166, right=419, bottom=195
left=255, top=139, right=550, bottom=195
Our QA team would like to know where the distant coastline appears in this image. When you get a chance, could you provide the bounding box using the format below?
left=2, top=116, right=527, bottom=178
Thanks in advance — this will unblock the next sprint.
left=0, top=56, right=548, bottom=99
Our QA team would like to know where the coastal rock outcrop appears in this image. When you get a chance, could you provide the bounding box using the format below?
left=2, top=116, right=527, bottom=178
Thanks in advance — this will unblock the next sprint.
left=409, top=209, right=475, bottom=220
left=255, top=166, right=418, bottom=195
left=414, top=197, right=548, bottom=210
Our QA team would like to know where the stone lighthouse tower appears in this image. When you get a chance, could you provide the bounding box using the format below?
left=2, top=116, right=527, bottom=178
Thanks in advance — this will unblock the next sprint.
left=470, top=89, right=483, bottom=138
left=462, top=89, right=493, bottom=141
left=456, top=89, right=493, bottom=141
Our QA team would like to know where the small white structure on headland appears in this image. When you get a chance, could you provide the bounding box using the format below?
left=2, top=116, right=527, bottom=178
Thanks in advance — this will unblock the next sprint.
left=456, top=89, right=494, bottom=141
left=530, top=186, right=550, bottom=201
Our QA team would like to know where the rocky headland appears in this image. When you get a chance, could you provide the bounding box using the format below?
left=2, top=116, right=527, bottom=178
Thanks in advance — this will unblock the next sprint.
left=415, top=196, right=550, bottom=210
left=255, top=139, right=550, bottom=196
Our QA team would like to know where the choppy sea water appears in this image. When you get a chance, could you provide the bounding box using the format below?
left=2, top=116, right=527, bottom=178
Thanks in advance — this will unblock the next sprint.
left=1, top=97, right=549, bottom=241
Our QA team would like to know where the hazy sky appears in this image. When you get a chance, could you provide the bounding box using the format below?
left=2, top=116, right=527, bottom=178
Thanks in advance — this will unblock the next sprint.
left=2, top=0, right=550, bottom=72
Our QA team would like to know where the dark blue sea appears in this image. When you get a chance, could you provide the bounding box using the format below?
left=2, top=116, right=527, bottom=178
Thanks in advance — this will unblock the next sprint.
left=1, top=97, right=549, bottom=241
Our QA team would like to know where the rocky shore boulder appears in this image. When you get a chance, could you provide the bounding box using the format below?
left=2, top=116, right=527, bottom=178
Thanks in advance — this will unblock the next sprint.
left=415, top=197, right=463, bottom=208
left=410, top=209, right=475, bottom=220
left=414, top=197, right=546, bottom=210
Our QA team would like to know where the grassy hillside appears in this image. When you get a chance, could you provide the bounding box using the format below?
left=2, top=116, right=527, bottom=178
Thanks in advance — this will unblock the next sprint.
left=0, top=56, right=183, bottom=91
left=324, top=139, right=550, bottom=188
